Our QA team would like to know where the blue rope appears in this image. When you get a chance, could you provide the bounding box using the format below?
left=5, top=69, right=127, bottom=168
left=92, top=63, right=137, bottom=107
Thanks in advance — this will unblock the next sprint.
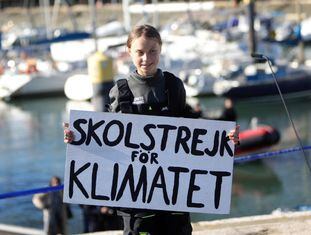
left=0, top=185, right=64, bottom=200
left=235, top=145, right=311, bottom=164
left=0, top=145, right=310, bottom=200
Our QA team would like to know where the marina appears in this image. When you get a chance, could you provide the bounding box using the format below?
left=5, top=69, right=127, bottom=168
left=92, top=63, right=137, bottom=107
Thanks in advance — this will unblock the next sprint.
left=0, top=1, right=311, bottom=234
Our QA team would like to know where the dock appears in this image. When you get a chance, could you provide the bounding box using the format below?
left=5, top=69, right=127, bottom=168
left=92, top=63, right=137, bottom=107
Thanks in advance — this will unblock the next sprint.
left=0, top=224, right=43, bottom=235
left=0, top=211, right=310, bottom=235
left=192, top=210, right=311, bottom=235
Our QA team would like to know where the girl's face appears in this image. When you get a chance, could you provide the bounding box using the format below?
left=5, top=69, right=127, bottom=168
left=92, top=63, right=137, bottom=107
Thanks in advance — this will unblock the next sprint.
left=128, top=36, right=161, bottom=77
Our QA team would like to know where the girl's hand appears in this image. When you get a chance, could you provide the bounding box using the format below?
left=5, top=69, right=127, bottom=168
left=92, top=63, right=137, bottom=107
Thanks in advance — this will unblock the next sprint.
left=228, top=125, right=240, bottom=145
left=63, top=122, right=74, bottom=144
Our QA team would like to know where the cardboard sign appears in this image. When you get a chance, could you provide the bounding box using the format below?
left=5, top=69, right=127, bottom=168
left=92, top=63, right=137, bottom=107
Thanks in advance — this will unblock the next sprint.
left=63, top=110, right=235, bottom=214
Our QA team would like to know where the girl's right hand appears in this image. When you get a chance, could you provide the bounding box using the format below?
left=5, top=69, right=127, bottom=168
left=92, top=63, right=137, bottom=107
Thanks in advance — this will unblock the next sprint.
left=63, top=122, right=74, bottom=143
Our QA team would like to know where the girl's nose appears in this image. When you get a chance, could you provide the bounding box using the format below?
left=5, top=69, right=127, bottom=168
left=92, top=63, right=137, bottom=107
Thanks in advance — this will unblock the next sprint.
left=142, top=53, right=148, bottom=61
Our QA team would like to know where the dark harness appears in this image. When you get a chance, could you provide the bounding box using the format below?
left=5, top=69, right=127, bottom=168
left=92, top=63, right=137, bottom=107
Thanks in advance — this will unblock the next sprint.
left=116, top=71, right=183, bottom=117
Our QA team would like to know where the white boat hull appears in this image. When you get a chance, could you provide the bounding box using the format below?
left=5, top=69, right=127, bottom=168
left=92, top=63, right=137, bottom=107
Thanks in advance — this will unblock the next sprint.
left=0, top=70, right=84, bottom=99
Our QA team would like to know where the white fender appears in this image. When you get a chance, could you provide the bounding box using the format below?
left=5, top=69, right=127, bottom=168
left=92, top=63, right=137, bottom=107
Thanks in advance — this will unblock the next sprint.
left=64, top=74, right=93, bottom=101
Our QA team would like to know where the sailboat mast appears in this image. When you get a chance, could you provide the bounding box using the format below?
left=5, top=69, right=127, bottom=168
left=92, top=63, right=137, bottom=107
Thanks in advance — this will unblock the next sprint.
left=89, top=0, right=98, bottom=52
left=40, top=0, right=53, bottom=39
left=247, top=0, right=257, bottom=55
left=295, top=0, right=305, bottom=64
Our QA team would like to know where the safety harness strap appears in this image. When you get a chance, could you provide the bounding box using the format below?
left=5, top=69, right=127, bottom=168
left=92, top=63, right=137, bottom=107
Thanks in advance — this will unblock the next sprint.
left=116, top=79, right=134, bottom=113
left=117, top=72, right=179, bottom=115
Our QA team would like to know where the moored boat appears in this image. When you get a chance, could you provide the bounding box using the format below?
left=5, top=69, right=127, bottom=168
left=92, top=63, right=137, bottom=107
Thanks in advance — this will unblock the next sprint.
left=214, top=62, right=311, bottom=100
left=236, top=125, right=280, bottom=156
left=0, top=59, right=86, bottom=100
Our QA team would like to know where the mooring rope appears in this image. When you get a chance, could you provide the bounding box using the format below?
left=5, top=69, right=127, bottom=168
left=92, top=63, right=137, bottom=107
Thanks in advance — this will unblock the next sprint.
left=0, top=145, right=310, bottom=200
left=235, top=145, right=311, bottom=164
left=0, top=185, right=63, bottom=200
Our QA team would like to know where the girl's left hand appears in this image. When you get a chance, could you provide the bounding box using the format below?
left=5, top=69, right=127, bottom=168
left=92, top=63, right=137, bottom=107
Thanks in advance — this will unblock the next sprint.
left=228, top=125, right=240, bottom=145
left=63, top=122, right=74, bottom=144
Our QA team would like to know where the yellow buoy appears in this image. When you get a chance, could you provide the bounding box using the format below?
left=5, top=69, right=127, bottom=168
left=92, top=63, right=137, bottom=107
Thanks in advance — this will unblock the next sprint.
left=87, top=51, right=114, bottom=84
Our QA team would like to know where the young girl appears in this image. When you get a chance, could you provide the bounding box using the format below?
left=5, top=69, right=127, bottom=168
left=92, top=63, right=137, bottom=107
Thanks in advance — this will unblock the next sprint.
left=65, top=24, right=239, bottom=235
left=108, top=24, right=186, bottom=117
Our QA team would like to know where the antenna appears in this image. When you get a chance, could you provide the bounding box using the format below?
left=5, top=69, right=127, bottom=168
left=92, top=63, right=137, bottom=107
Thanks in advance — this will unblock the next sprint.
left=251, top=53, right=311, bottom=172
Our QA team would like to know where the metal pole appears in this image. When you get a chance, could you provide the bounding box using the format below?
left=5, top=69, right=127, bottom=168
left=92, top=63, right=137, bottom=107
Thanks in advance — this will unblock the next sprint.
left=89, top=0, right=98, bottom=52
left=295, top=0, right=305, bottom=64
left=122, top=0, right=131, bottom=32
left=64, top=0, right=79, bottom=31
left=51, top=0, right=61, bottom=31
left=247, top=0, right=256, bottom=55
left=40, top=0, right=53, bottom=39
left=24, top=0, right=36, bottom=29
left=152, top=0, right=158, bottom=28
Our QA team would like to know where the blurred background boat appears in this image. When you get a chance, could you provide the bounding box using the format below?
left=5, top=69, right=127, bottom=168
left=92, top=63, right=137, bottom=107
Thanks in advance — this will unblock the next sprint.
left=0, top=66, right=85, bottom=100
left=213, top=61, right=311, bottom=100
left=0, top=50, right=86, bottom=100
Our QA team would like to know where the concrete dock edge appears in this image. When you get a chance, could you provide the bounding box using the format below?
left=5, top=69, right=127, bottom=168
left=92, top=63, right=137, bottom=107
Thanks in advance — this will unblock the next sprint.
left=0, top=211, right=310, bottom=235
left=192, top=211, right=311, bottom=235
left=0, top=223, right=44, bottom=235
left=74, top=211, right=311, bottom=235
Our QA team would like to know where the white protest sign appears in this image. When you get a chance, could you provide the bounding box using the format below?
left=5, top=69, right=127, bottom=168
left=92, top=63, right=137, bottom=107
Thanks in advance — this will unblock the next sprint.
left=63, top=110, right=236, bottom=214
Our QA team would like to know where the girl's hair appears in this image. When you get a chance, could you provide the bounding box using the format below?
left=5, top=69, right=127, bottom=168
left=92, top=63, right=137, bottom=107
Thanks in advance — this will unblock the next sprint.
left=127, top=24, right=162, bottom=48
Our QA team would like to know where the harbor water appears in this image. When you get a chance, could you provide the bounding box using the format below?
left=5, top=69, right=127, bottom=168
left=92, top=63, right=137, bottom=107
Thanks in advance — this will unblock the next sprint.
left=0, top=95, right=310, bottom=234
